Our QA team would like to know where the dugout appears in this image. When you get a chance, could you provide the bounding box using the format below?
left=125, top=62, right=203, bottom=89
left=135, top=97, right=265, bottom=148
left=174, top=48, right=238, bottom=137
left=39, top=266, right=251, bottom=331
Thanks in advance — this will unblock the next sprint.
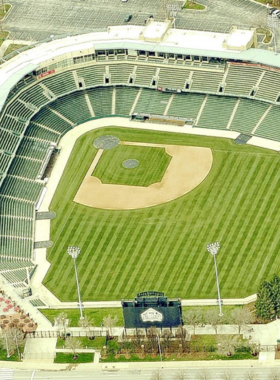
left=122, top=291, right=182, bottom=329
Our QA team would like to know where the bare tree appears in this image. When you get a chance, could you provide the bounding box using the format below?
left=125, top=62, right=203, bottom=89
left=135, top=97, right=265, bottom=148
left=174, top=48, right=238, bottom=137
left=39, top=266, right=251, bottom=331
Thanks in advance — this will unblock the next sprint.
left=162, top=328, right=173, bottom=353
left=221, top=372, right=235, bottom=380
left=175, top=326, right=190, bottom=352
left=244, top=371, right=260, bottom=380
left=230, top=308, right=254, bottom=335
left=55, top=312, right=69, bottom=338
left=78, top=315, right=94, bottom=338
left=269, top=369, right=280, bottom=380
left=196, top=369, right=212, bottom=380
left=184, top=308, right=203, bottom=335
left=65, top=337, right=82, bottom=359
left=0, top=327, right=24, bottom=358
left=205, top=309, right=222, bottom=334
left=146, top=326, right=159, bottom=355
left=217, top=335, right=240, bottom=357
left=173, top=370, right=189, bottom=380
left=103, top=315, right=118, bottom=336
left=150, top=369, right=165, bottom=380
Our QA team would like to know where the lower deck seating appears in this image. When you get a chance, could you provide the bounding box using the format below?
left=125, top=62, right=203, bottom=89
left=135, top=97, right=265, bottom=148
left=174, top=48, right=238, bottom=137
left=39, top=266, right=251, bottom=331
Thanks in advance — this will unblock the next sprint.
left=229, top=99, right=269, bottom=135
left=86, top=87, right=113, bottom=116
left=115, top=86, right=139, bottom=115
left=134, top=89, right=171, bottom=115
left=167, top=93, right=205, bottom=120
left=197, top=96, right=237, bottom=129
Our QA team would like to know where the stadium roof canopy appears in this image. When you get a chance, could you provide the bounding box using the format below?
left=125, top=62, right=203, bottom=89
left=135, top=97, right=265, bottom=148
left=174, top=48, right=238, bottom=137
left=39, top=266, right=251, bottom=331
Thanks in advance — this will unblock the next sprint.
left=0, top=20, right=279, bottom=110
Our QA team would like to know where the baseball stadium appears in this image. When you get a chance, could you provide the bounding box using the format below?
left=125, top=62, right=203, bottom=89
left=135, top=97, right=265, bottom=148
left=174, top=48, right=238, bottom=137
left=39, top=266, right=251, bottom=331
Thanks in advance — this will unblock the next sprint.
left=1, top=17, right=280, bottom=315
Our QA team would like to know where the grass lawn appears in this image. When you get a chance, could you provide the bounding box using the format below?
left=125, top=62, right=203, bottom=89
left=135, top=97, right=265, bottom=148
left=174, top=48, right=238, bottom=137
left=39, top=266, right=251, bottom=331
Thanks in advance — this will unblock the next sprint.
left=101, top=335, right=256, bottom=362
left=0, top=30, right=9, bottom=46
left=57, top=336, right=106, bottom=349
left=183, top=1, right=205, bottom=10
left=3, top=44, right=25, bottom=57
left=0, top=4, right=11, bottom=19
left=44, top=126, right=280, bottom=302
left=0, top=349, right=20, bottom=361
left=40, top=308, right=124, bottom=327
left=54, top=352, right=94, bottom=363
left=93, top=145, right=171, bottom=186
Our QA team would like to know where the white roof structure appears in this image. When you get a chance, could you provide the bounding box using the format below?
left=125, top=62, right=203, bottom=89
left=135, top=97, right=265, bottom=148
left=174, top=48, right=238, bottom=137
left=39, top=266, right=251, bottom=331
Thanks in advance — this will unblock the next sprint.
left=0, top=20, right=271, bottom=111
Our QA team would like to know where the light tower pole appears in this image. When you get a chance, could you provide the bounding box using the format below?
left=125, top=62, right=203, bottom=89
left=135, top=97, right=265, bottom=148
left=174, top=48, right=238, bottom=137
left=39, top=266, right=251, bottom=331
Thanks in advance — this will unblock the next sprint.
left=207, top=242, right=223, bottom=317
left=67, top=246, right=84, bottom=320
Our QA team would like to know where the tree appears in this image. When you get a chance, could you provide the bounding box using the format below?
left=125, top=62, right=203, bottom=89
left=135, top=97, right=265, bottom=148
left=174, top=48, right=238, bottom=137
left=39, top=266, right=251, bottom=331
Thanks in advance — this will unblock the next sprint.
left=78, top=315, right=94, bottom=338
left=146, top=326, right=159, bottom=355
left=255, top=274, right=280, bottom=319
left=196, top=369, right=211, bottom=380
left=244, top=372, right=260, bottom=380
left=205, top=309, right=222, bottom=334
left=103, top=315, right=118, bottom=336
left=65, top=337, right=82, bottom=359
left=175, top=326, right=190, bottom=352
left=184, top=308, right=203, bottom=335
left=221, top=373, right=235, bottom=380
left=162, top=328, right=173, bottom=353
left=173, top=370, right=189, bottom=380
left=269, top=370, right=280, bottom=380
left=55, top=312, right=69, bottom=338
left=230, top=308, right=254, bottom=335
left=150, top=369, right=164, bottom=380
left=217, top=335, right=240, bottom=357
left=0, top=327, right=25, bottom=358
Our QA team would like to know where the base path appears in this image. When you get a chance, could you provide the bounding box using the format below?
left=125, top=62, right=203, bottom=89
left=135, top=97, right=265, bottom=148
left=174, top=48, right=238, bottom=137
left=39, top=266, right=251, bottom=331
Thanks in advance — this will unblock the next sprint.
left=74, top=142, right=212, bottom=210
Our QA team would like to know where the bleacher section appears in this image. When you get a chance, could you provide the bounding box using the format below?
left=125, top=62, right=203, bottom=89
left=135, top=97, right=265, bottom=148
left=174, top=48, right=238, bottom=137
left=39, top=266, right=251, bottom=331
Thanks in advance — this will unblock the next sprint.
left=254, top=105, right=280, bottom=141
left=2, top=59, right=280, bottom=271
left=40, top=71, right=77, bottom=97
left=229, top=99, right=269, bottom=135
left=158, top=67, right=191, bottom=89
left=50, top=92, right=92, bottom=125
left=0, top=176, right=43, bottom=203
left=109, top=63, right=133, bottom=84
left=115, top=86, right=139, bottom=115
left=75, top=65, right=105, bottom=88
left=225, top=64, right=263, bottom=96
left=87, top=87, right=113, bottom=116
left=197, top=96, right=238, bottom=129
left=256, top=69, right=280, bottom=103
left=134, top=89, right=171, bottom=115
left=191, top=70, right=223, bottom=93
left=167, top=93, right=205, bottom=119
left=134, top=65, right=157, bottom=87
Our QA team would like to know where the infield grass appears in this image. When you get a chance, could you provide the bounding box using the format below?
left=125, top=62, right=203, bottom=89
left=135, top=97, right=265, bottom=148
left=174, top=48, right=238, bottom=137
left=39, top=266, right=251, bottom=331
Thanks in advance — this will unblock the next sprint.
left=93, top=145, right=171, bottom=186
left=44, top=127, right=280, bottom=301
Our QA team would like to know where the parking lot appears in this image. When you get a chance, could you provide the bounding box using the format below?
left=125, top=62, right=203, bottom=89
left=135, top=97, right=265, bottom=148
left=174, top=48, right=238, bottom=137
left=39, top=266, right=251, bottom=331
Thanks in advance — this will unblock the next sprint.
left=1, top=0, right=270, bottom=46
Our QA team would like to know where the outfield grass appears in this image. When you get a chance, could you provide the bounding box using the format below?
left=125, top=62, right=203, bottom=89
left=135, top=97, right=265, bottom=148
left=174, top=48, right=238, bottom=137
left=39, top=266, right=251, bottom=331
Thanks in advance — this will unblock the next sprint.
left=93, top=145, right=171, bottom=186
left=44, top=127, right=280, bottom=301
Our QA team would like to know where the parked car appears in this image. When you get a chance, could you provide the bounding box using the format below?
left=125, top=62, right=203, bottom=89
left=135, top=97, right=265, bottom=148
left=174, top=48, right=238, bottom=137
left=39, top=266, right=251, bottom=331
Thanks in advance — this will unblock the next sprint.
left=124, top=14, right=132, bottom=22
left=121, top=0, right=128, bottom=2
left=269, top=7, right=277, bottom=15
left=272, top=9, right=280, bottom=16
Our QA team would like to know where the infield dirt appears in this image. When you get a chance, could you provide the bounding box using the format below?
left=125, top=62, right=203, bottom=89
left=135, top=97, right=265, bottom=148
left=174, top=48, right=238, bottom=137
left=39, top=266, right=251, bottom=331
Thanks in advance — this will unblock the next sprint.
left=74, top=142, right=212, bottom=210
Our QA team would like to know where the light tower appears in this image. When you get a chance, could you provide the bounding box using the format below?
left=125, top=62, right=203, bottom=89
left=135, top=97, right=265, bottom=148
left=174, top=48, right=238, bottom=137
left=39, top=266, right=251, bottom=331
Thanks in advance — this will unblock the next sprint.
left=206, top=242, right=223, bottom=317
left=67, top=246, right=84, bottom=319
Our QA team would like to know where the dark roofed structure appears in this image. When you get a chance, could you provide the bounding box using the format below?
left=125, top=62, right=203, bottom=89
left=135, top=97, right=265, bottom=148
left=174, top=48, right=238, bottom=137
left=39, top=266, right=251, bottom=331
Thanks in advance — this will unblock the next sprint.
left=122, top=291, right=182, bottom=329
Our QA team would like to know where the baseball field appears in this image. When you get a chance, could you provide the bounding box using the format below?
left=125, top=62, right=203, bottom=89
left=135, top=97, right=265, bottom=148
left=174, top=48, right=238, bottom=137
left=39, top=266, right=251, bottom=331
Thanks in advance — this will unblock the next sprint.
left=43, top=126, right=280, bottom=301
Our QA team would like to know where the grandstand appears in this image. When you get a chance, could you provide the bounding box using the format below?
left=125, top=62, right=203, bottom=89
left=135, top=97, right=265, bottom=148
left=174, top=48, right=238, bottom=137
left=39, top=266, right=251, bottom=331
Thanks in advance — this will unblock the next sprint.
left=0, top=19, right=280, bottom=297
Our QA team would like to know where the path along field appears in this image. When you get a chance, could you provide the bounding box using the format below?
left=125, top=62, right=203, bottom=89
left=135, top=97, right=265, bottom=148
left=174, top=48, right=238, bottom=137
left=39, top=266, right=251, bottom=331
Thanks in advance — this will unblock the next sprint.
left=44, top=126, right=280, bottom=301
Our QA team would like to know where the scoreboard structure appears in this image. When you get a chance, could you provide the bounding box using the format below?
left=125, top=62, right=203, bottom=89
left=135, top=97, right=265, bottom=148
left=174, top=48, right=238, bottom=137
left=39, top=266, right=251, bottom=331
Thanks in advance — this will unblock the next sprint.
left=122, top=291, right=183, bottom=329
